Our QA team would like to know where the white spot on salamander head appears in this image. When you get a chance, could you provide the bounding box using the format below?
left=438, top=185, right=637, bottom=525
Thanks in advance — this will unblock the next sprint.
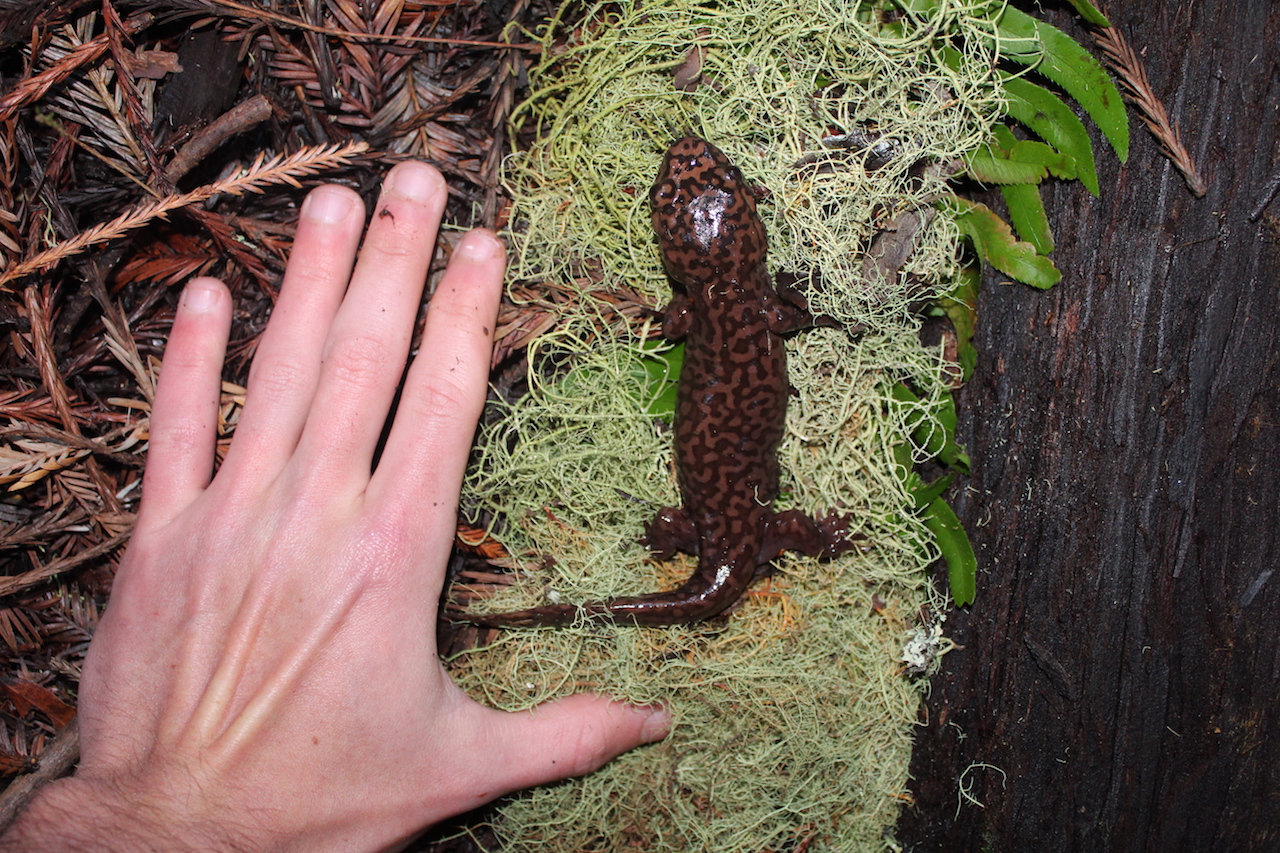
left=688, top=187, right=733, bottom=249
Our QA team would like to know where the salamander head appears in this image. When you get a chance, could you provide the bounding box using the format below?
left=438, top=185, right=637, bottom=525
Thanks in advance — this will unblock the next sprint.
left=650, top=137, right=768, bottom=289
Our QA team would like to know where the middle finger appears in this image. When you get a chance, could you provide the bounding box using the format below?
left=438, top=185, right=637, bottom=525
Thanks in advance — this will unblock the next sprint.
left=293, top=161, right=449, bottom=491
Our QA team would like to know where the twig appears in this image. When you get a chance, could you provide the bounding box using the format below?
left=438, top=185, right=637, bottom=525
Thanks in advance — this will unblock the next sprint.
left=21, top=288, right=82, bottom=441
left=0, top=719, right=80, bottom=835
left=0, top=140, right=369, bottom=287
left=1093, top=23, right=1207, bottom=197
left=0, top=422, right=144, bottom=468
left=482, top=0, right=531, bottom=227
left=22, top=284, right=124, bottom=513
left=101, top=0, right=167, bottom=187
left=90, top=266, right=156, bottom=406
left=0, top=506, right=92, bottom=551
left=164, top=94, right=275, bottom=183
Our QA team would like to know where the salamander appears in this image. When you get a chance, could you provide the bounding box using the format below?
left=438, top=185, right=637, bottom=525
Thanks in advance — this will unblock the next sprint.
left=458, top=137, right=860, bottom=627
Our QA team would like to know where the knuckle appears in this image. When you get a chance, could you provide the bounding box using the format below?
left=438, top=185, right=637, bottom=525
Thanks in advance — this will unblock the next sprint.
left=426, top=286, right=471, bottom=323
left=157, top=344, right=209, bottom=375
left=566, top=714, right=617, bottom=776
left=402, top=373, right=479, bottom=422
left=248, top=355, right=312, bottom=400
left=427, top=285, right=491, bottom=337
left=286, top=263, right=339, bottom=295
left=323, top=333, right=396, bottom=390
left=149, top=417, right=213, bottom=454
left=368, top=237, right=420, bottom=264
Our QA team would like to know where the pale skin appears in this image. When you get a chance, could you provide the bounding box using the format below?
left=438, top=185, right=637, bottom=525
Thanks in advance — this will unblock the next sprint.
left=0, top=161, right=670, bottom=852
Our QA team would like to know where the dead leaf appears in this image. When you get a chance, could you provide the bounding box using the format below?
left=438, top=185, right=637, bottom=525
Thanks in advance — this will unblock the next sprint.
left=1, top=679, right=77, bottom=729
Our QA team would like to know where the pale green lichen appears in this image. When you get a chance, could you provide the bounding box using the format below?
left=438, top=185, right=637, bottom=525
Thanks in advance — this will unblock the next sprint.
left=447, top=1, right=1005, bottom=850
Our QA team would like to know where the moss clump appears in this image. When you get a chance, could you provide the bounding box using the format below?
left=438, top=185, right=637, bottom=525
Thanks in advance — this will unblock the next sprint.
left=448, top=0, right=1004, bottom=850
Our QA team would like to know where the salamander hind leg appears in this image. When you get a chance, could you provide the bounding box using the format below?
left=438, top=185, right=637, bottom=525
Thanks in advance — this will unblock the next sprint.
left=762, top=509, right=869, bottom=562
left=643, top=506, right=699, bottom=559
left=770, top=272, right=860, bottom=333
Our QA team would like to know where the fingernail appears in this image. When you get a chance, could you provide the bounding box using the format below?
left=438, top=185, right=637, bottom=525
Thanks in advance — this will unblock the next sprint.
left=639, top=706, right=672, bottom=742
left=302, top=186, right=355, bottom=224
left=455, top=229, right=504, bottom=262
left=182, top=279, right=222, bottom=313
left=384, top=160, right=444, bottom=203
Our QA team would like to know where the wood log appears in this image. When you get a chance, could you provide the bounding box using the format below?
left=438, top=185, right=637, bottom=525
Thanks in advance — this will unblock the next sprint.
left=898, top=2, right=1280, bottom=850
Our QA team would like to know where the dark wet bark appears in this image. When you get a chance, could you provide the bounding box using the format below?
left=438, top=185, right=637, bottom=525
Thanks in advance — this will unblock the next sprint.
left=898, top=2, right=1280, bottom=851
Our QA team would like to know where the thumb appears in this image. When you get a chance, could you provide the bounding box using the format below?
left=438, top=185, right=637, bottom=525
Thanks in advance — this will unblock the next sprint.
left=479, top=693, right=671, bottom=793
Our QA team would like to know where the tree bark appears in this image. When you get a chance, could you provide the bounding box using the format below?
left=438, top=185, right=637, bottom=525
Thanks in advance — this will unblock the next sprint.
left=898, top=2, right=1280, bottom=851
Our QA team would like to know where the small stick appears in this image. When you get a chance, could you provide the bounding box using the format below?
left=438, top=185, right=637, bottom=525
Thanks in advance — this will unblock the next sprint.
left=0, top=531, right=132, bottom=598
left=0, top=720, right=80, bottom=835
left=164, top=94, right=275, bottom=183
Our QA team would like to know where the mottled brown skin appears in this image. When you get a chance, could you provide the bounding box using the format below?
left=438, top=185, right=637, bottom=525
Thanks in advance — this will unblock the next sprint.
left=460, top=138, right=858, bottom=628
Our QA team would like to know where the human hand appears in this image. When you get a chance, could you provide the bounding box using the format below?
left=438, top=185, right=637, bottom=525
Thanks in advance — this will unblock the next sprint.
left=1, top=161, right=669, bottom=852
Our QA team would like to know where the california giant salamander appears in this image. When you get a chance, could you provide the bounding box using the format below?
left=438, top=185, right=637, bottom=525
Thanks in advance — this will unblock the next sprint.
left=459, top=137, right=861, bottom=627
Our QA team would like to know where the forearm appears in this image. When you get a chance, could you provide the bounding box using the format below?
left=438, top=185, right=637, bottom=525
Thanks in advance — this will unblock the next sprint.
left=0, top=776, right=253, bottom=853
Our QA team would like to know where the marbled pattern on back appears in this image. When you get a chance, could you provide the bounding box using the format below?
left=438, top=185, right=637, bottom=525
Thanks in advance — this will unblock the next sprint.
left=456, top=138, right=858, bottom=627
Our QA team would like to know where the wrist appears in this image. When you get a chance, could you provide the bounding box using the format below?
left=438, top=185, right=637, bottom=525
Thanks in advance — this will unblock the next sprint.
left=0, top=774, right=255, bottom=853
